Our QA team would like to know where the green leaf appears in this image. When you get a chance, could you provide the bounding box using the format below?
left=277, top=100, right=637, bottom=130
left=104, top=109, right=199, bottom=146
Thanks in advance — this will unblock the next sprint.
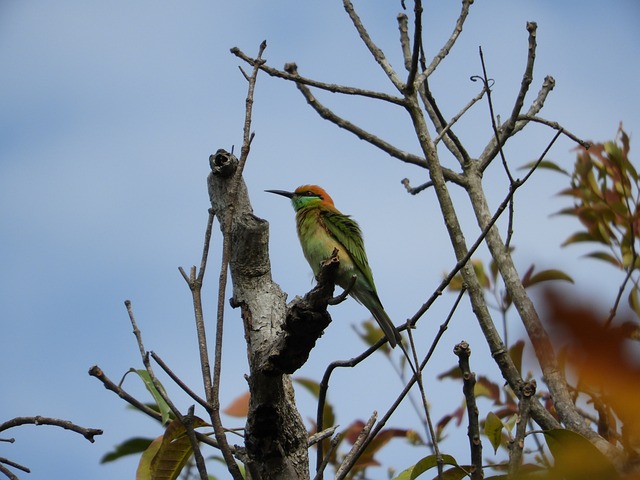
left=101, top=437, right=154, bottom=463
left=356, top=319, right=392, bottom=354
left=560, top=231, right=598, bottom=246
left=293, top=377, right=321, bottom=398
left=437, top=365, right=462, bottom=381
left=508, top=340, right=525, bottom=376
left=294, top=377, right=335, bottom=428
left=628, top=288, right=640, bottom=319
left=583, top=251, right=622, bottom=268
left=543, top=429, right=618, bottom=480
left=437, top=466, right=475, bottom=480
left=484, top=412, right=504, bottom=454
left=393, top=454, right=460, bottom=480
left=143, top=417, right=209, bottom=480
left=136, top=436, right=163, bottom=480
left=523, top=269, right=574, bottom=287
left=519, top=160, right=569, bottom=175
left=126, top=369, right=172, bottom=425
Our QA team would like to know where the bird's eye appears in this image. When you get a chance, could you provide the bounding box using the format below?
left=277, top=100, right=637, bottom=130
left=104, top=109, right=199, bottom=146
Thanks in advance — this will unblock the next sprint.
left=305, top=191, right=316, bottom=197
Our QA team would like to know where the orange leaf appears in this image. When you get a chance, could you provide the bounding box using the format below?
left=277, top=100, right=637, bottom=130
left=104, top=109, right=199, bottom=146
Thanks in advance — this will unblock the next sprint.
left=224, top=391, right=250, bottom=417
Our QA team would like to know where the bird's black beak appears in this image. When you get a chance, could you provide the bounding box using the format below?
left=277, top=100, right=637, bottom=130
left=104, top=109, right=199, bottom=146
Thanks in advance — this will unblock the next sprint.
left=265, top=189, right=295, bottom=199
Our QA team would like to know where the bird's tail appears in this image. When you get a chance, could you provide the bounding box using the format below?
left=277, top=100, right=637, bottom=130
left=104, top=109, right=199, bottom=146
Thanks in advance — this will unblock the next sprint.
left=359, top=293, right=402, bottom=348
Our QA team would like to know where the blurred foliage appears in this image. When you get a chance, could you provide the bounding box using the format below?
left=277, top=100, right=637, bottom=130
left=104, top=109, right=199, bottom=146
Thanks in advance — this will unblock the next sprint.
left=102, top=128, right=640, bottom=479
left=541, top=126, right=640, bottom=321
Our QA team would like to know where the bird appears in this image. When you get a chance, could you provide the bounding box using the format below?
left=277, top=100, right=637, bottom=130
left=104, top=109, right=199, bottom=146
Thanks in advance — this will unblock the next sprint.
left=266, top=185, right=402, bottom=348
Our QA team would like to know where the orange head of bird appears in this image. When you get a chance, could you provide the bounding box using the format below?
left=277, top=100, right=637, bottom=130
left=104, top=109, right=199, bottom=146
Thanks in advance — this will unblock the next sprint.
left=266, top=185, right=335, bottom=211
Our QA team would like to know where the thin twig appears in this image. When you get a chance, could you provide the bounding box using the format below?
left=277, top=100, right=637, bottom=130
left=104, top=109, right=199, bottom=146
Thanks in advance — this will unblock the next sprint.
left=507, top=22, right=538, bottom=134
left=312, top=431, right=343, bottom=480
left=405, top=0, right=423, bottom=93
left=408, top=128, right=563, bottom=327
left=477, top=46, right=514, bottom=183
left=308, top=426, right=339, bottom=447
left=0, top=457, right=29, bottom=474
left=89, top=365, right=163, bottom=421
left=88, top=365, right=220, bottom=450
left=350, top=132, right=565, bottom=460
left=230, top=47, right=406, bottom=106
left=434, top=83, right=489, bottom=146
left=328, top=274, right=357, bottom=306
left=509, top=380, right=537, bottom=476
left=0, top=463, right=21, bottom=480
left=0, top=416, right=102, bottom=443
left=418, top=77, right=471, bottom=165
left=480, top=77, right=556, bottom=171
left=283, top=64, right=466, bottom=186
left=423, top=0, right=474, bottom=78
left=125, top=301, right=210, bottom=479
left=454, top=341, right=483, bottom=479
left=316, top=288, right=467, bottom=473
left=150, top=351, right=210, bottom=412
left=397, top=13, right=412, bottom=71
left=342, top=0, right=405, bottom=91
left=183, top=405, right=209, bottom=480
left=517, top=115, right=591, bottom=148
left=281, top=64, right=426, bottom=168
left=208, top=41, right=268, bottom=480
left=347, top=289, right=468, bottom=469
left=406, top=327, right=443, bottom=477
left=179, top=210, right=215, bottom=410
left=334, top=412, right=377, bottom=480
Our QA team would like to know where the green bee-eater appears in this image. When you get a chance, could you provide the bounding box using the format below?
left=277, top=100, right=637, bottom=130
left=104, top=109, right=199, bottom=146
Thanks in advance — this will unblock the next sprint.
left=266, top=185, right=401, bottom=348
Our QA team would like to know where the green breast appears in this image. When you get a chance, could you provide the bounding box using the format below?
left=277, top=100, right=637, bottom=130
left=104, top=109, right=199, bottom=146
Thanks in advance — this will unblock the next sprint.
left=296, top=208, right=355, bottom=276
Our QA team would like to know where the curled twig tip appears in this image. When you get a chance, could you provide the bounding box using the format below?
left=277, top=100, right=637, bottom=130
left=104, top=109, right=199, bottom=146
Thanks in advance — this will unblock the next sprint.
left=329, top=275, right=357, bottom=305
left=470, top=75, right=494, bottom=89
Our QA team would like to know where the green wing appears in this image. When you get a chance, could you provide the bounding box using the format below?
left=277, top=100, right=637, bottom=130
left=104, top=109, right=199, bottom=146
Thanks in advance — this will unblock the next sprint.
left=321, top=209, right=377, bottom=292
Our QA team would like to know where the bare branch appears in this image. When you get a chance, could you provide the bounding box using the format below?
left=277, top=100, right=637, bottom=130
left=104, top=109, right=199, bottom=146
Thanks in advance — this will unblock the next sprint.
left=507, top=22, right=538, bottom=129
left=0, top=457, right=29, bottom=475
left=397, top=13, right=412, bottom=71
left=509, top=380, right=537, bottom=476
left=422, top=0, right=474, bottom=78
left=418, top=79, right=472, bottom=164
left=180, top=265, right=213, bottom=405
left=313, top=431, right=343, bottom=480
left=231, top=47, right=406, bottom=106
left=123, top=301, right=211, bottom=479
left=480, top=62, right=557, bottom=170
left=208, top=41, right=269, bottom=480
left=518, top=115, right=591, bottom=148
left=454, top=341, right=483, bottom=480
left=342, top=0, right=405, bottom=91
left=0, top=416, right=102, bottom=444
left=328, top=274, right=357, bottom=306
left=334, top=412, right=378, bottom=480
left=0, top=462, right=22, bottom=480
left=435, top=82, right=488, bottom=146
left=183, top=405, right=209, bottom=480
left=478, top=21, right=540, bottom=173
left=405, top=0, right=423, bottom=93
left=282, top=64, right=427, bottom=167
left=282, top=64, right=467, bottom=187
left=150, top=351, right=210, bottom=412
left=89, top=365, right=163, bottom=420
left=308, top=426, right=339, bottom=447
left=477, top=45, right=515, bottom=183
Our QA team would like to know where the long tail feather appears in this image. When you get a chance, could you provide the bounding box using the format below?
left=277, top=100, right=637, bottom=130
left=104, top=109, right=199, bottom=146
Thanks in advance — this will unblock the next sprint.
left=358, top=294, right=402, bottom=348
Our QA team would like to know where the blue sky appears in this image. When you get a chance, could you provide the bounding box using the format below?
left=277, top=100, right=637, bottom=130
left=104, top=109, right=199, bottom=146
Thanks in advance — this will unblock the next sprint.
left=1, top=2, right=639, bottom=479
